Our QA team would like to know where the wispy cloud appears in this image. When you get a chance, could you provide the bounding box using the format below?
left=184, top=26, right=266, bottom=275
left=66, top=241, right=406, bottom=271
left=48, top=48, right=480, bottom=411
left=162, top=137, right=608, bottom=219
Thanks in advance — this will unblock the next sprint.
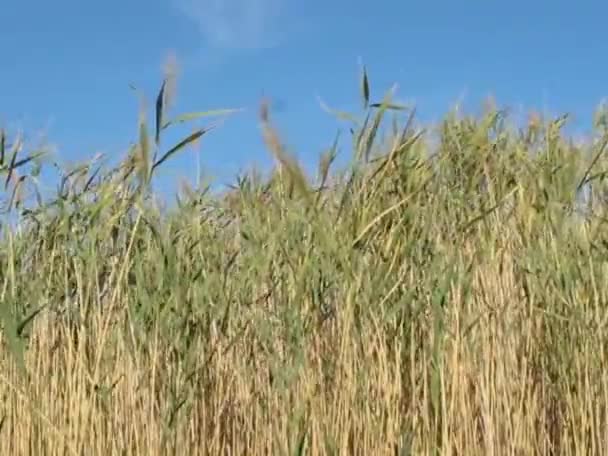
left=175, top=0, right=287, bottom=51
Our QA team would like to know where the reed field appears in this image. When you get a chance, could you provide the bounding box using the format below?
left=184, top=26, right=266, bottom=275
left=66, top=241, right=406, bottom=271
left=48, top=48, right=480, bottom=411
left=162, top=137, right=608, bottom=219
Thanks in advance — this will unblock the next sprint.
left=1, top=68, right=608, bottom=455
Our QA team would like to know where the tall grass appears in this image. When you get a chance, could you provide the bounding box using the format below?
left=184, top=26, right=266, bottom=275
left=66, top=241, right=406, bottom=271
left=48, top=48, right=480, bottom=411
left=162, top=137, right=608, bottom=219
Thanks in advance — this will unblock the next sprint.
left=1, top=68, right=608, bottom=455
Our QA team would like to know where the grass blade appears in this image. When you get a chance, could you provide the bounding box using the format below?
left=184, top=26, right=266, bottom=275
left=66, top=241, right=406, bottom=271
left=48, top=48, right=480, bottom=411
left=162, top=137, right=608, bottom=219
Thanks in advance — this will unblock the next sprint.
left=0, top=129, right=4, bottom=165
left=155, top=79, right=166, bottom=145
left=161, top=109, right=242, bottom=130
left=361, top=64, right=370, bottom=110
left=151, top=127, right=212, bottom=174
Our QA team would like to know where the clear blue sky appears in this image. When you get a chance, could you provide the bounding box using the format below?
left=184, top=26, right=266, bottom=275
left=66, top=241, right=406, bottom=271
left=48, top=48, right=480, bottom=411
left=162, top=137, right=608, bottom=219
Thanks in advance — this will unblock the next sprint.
left=1, top=0, right=606, bottom=197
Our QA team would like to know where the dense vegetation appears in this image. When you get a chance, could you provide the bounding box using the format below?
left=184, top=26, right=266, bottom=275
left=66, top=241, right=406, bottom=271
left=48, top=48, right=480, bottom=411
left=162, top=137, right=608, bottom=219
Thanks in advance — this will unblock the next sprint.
left=1, top=68, right=608, bottom=455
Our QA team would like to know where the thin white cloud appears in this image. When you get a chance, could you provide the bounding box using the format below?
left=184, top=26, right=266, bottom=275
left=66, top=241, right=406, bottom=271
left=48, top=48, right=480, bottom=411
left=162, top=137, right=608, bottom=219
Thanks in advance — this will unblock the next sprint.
left=175, top=0, right=286, bottom=51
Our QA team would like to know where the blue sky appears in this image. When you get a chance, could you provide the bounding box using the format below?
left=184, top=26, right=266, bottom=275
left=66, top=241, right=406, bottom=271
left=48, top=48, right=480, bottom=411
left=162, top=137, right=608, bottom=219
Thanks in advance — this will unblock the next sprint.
left=1, top=0, right=606, bottom=198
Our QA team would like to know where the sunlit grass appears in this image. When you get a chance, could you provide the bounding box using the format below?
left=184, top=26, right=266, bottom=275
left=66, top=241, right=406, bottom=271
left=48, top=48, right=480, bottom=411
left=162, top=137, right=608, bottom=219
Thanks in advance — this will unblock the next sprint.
left=0, top=66, right=608, bottom=454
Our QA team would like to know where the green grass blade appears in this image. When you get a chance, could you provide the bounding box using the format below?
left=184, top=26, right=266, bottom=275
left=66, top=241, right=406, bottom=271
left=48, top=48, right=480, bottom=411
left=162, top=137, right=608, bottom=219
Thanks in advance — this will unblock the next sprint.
left=161, top=109, right=243, bottom=130
left=361, top=64, right=370, bottom=110
left=151, top=127, right=212, bottom=174
left=155, top=79, right=166, bottom=146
